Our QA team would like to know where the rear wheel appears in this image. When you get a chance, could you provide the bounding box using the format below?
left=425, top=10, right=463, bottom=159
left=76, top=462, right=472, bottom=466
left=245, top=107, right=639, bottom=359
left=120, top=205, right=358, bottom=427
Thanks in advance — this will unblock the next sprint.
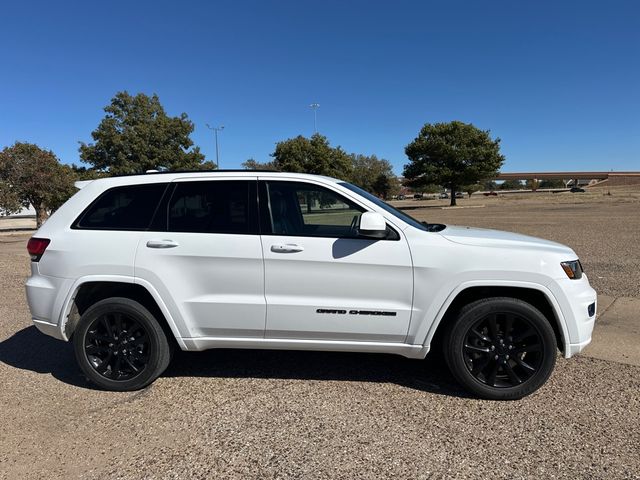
left=443, top=297, right=557, bottom=400
left=73, top=297, right=172, bottom=391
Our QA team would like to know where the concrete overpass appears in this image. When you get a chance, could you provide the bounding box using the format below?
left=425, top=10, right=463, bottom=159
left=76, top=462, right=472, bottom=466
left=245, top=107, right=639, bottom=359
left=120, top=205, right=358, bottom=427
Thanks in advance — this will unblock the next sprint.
left=495, top=171, right=640, bottom=188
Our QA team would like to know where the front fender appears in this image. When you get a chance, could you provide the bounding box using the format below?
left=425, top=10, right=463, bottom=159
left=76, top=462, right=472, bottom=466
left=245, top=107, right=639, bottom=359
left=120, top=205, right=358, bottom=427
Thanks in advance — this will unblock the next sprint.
left=409, top=279, right=571, bottom=358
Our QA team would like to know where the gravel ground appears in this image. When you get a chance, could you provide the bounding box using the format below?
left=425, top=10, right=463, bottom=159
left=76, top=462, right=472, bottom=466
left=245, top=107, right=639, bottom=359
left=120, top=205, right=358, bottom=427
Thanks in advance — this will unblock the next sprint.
left=1, top=193, right=639, bottom=479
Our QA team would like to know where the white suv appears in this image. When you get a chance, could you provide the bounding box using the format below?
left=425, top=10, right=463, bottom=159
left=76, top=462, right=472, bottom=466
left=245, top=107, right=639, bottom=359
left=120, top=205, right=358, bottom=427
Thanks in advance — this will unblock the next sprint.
left=25, top=171, right=597, bottom=399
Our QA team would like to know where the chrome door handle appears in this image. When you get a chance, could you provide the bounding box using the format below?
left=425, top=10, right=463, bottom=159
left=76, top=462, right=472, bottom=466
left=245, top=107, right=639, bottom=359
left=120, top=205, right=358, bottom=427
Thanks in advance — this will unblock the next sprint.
left=271, top=243, right=304, bottom=253
left=146, top=240, right=179, bottom=249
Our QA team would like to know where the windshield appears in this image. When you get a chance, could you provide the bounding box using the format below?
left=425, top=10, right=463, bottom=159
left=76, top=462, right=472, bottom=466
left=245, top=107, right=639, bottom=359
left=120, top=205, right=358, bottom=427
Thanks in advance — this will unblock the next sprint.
left=339, top=182, right=429, bottom=231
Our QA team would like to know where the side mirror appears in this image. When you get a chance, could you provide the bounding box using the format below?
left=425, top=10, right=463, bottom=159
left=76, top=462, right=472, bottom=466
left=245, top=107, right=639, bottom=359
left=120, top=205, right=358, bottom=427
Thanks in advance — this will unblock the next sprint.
left=358, top=212, right=387, bottom=239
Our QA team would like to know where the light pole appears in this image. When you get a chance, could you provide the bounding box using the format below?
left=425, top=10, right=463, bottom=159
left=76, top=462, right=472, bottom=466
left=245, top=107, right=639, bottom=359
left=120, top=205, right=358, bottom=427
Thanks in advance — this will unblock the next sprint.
left=309, top=103, right=320, bottom=134
left=206, top=123, right=225, bottom=169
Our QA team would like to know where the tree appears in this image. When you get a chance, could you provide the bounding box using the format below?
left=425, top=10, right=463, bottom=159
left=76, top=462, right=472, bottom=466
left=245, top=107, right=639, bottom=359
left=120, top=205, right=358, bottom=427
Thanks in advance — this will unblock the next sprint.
left=350, top=154, right=395, bottom=192
left=499, top=179, right=523, bottom=190
left=462, top=183, right=482, bottom=198
left=403, top=121, right=505, bottom=206
left=71, top=164, right=108, bottom=181
left=271, top=133, right=353, bottom=180
left=79, top=91, right=206, bottom=175
left=372, top=173, right=393, bottom=199
left=483, top=180, right=498, bottom=191
left=0, top=142, right=77, bottom=226
left=241, top=158, right=278, bottom=171
left=538, top=179, right=566, bottom=189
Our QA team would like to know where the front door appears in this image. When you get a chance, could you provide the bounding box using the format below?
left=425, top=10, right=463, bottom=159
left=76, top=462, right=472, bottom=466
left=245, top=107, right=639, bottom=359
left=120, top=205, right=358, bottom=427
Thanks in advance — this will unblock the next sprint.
left=135, top=178, right=266, bottom=339
left=259, top=179, right=414, bottom=343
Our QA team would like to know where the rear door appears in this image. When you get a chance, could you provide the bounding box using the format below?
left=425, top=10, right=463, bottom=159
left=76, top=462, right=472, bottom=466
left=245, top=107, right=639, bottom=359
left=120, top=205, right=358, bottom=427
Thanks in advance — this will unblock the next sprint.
left=259, top=179, right=414, bottom=343
left=135, top=177, right=266, bottom=339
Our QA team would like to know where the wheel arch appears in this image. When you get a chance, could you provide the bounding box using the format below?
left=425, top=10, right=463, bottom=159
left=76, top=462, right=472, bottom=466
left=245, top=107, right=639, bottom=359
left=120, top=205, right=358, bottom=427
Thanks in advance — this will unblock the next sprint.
left=425, top=282, right=569, bottom=357
left=59, top=276, right=186, bottom=350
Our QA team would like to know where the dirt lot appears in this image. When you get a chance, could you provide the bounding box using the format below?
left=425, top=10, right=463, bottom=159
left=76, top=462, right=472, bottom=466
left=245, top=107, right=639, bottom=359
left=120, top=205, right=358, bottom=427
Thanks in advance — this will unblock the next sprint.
left=1, top=190, right=639, bottom=479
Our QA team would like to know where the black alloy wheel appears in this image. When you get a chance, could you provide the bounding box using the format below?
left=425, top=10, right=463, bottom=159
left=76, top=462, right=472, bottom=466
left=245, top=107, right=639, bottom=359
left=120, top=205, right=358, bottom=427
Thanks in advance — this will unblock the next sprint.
left=443, top=297, right=557, bottom=400
left=84, top=312, right=150, bottom=381
left=73, top=297, right=172, bottom=391
left=462, top=312, right=544, bottom=388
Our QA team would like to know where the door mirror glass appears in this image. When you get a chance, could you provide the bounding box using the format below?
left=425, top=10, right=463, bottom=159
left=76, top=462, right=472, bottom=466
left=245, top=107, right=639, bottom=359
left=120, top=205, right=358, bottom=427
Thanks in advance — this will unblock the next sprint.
left=358, top=212, right=387, bottom=239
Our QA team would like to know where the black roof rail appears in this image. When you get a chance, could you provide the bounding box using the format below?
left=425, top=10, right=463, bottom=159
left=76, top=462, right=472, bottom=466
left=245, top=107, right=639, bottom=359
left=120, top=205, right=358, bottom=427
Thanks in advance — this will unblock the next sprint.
left=99, top=169, right=280, bottom=178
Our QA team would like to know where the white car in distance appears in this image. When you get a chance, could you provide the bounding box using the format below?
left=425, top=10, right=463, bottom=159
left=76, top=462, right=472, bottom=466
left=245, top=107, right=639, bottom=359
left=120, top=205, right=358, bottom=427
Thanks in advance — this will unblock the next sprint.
left=25, top=171, right=597, bottom=399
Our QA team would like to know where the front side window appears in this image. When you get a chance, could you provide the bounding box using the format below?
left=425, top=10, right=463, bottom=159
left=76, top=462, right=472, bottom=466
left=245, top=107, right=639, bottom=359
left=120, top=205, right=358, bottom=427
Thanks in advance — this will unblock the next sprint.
left=262, top=181, right=364, bottom=238
left=74, top=183, right=168, bottom=230
left=168, top=180, right=256, bottom=234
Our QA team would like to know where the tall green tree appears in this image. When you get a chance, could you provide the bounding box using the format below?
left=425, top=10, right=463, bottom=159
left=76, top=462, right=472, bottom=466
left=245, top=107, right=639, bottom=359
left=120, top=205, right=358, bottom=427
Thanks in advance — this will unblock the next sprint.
left=372, top=173, right=393, bottom=199
left=350, top=154, right=396, bottom=193
left=271, top=134, right=353, bottom=180
left=79, top=91, right=207, bottom=175
left=404, top=121, right=505, bottom=206
left=0, top=142, right=77, bottom=226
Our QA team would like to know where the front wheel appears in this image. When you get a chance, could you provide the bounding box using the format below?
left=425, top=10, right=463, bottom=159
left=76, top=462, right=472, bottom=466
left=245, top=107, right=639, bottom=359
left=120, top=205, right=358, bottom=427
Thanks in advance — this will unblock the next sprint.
left=73, top=297, right=172, bottom=391
left=443, top=297, right=557, bottom=400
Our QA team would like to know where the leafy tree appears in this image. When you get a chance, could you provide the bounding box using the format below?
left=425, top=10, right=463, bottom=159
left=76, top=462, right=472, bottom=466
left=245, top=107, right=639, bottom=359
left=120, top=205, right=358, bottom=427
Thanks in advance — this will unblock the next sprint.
left=499, top=179, right=524, bottom=190
left=0, top=142, right=76, bottom=226
left=79, top=91, right=206, bottom=175
left=241, top=158, right=278, bottom=171
left=414, top=183, right=442, bottom=194
left=71, top=164, right=108, bottom=181
left=538, top=179, right=566, bottom=189
left=372, top=173, right=393, bottom=199
left=350, top=154, right=395, bottom=192
left=462, top=183, right=482, bottom=198
left=404, top=121, right=505, bottom=206
left=483, top=180, right=498, bottom=190
left=271, top=133, right=353, bottom=180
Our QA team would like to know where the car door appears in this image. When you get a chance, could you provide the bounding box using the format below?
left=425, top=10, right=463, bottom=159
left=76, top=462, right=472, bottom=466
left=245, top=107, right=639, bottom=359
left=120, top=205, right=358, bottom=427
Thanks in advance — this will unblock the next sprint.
left=135, top=177, right=266, bottom=339
left=259, top=179, right=414, bottom=343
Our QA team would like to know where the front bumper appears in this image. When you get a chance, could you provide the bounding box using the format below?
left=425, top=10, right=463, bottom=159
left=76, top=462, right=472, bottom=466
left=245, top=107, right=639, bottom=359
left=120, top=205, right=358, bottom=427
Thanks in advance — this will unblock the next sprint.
left=547, top=275, right=597, bottom=357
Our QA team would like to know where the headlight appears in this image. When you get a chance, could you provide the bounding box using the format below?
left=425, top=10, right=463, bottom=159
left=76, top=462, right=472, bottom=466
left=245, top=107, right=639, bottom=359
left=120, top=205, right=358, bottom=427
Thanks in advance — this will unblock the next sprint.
left=561, top=260, right=583, bottom=279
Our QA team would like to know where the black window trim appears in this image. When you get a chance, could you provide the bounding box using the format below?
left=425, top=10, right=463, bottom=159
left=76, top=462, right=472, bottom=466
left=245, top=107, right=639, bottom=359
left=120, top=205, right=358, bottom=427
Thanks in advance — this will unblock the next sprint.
left=163, top=178, right=260, bottom=236
left=71, top=183, right=172, bottom=231
left=258, top=179, right=400, bottom=241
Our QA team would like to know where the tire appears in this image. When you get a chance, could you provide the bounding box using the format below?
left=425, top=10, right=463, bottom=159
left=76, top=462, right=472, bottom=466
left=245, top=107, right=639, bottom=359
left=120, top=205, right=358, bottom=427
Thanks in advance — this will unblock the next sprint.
left=73, top=297, right=172, bottom=391
left=443, top=297, right=557, bottom=400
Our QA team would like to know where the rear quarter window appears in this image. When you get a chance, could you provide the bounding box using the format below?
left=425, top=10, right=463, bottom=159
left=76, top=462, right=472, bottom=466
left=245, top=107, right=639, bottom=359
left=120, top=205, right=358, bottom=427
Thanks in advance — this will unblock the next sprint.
left=73, top=183, right=169, bottom=230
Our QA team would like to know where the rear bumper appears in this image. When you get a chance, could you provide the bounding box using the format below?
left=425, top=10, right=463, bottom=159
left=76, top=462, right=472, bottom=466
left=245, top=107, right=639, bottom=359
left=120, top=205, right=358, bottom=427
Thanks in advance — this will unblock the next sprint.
left=32, top=318, right=66, bottom=340
left=25, top=264, right=73, bottom=341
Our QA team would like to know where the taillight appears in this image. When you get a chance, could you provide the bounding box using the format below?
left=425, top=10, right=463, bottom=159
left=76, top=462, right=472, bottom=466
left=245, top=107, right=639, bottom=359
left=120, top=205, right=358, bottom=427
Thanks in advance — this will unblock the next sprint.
left=27, top=237, right=50, bottom=261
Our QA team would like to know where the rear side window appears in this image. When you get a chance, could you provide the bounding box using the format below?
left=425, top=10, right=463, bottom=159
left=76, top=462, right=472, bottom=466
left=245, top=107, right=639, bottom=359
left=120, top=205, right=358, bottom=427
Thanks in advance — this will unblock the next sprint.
left=74, top=183, right=168, bottom=230
left=167, top=180, right=257, bottom=234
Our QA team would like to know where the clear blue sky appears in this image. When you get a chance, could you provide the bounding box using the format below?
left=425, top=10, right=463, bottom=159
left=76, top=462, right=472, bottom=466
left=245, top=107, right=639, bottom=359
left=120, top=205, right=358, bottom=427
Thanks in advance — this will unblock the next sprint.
left=1, top=0, right=638, bottom=174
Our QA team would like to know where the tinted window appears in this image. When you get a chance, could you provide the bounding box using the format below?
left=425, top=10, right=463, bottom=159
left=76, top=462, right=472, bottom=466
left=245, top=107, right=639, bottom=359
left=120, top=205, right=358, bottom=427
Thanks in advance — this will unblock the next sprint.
left=75, top=183, right=168, bottom=230
left=263, top=181, right=364, bottom=238
left=168, top=180, right=255, bottom=234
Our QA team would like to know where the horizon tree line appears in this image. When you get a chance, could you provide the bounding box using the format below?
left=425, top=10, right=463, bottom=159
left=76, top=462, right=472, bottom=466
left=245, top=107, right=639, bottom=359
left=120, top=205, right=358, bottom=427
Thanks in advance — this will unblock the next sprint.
left=1, top=91, right=507, bottom=225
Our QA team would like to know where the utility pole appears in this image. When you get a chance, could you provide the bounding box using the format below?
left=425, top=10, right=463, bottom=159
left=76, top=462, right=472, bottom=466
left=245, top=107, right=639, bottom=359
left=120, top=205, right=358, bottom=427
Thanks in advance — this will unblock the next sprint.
left=309, top=103, right=320, bottom=134
left=206, top=124, right=225, bottom=168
